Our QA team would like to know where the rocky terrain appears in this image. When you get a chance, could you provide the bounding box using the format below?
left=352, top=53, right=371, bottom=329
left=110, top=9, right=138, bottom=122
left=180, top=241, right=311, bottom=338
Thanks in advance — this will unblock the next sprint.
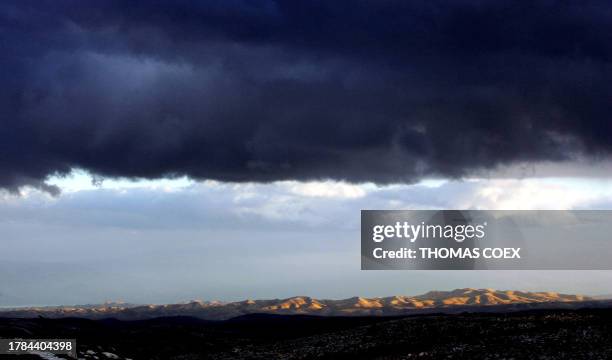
left=1, top=308, right=611, bottom=359
left=0, top=288, right=593, bottom=320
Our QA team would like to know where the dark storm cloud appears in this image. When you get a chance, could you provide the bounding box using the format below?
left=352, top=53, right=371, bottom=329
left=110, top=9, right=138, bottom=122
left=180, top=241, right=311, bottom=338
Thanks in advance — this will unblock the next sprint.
left=2, top=0, right=612, bottom=192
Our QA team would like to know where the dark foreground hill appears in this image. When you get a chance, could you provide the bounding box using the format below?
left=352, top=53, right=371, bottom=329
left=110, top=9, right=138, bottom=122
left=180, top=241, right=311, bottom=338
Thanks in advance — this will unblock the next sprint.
left=1, top=308, right=612, bottom=359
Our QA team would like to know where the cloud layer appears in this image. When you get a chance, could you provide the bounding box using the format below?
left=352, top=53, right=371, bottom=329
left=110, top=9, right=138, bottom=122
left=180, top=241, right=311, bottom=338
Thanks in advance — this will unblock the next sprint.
left=2, top=1, right=612, bottom=191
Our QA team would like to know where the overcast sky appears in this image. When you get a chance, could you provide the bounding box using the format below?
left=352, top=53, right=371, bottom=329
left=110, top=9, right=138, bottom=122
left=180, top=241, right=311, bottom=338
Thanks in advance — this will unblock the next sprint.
left=2, top=1, right=612, bottom=306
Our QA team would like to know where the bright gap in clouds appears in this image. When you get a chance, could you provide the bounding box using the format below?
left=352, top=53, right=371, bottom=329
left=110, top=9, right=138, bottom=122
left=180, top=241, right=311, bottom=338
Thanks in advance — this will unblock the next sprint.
left=45, top=169, right=435, bottom=198
left=46, top=169, right=195, bottom=193
left=40, top=169, right=612, bottom=210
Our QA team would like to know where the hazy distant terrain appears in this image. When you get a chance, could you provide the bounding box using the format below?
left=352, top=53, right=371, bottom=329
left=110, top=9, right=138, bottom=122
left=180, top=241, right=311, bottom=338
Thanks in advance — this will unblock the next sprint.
left=0, top=288, right=594, bottom=321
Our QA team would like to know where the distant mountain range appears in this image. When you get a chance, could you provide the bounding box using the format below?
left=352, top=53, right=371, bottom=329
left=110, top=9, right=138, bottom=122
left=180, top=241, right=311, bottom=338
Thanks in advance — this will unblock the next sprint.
left=0, top=288, right=599, bottom=321
left=593, top=294, right=612, bottom=300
